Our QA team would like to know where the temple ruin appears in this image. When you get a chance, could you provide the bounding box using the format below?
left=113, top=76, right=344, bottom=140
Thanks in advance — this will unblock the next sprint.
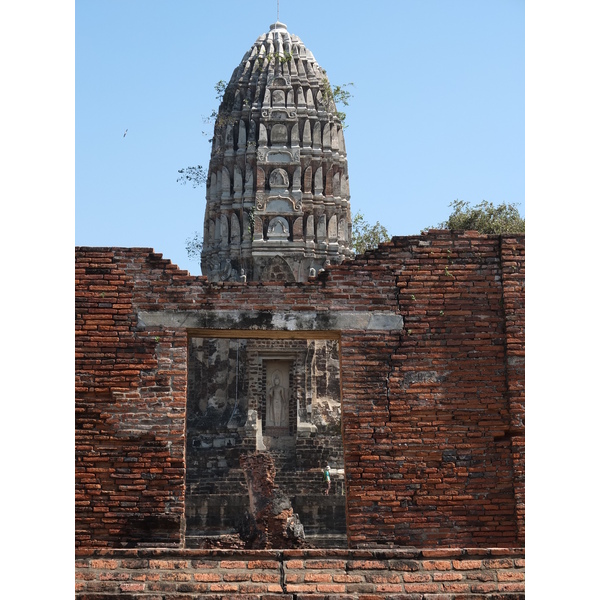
left=75, top=19, right=525, bottom=598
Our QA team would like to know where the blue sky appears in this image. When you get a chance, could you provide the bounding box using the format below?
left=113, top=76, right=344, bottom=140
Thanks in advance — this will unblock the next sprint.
left=75, top=0, right=524, bottom=274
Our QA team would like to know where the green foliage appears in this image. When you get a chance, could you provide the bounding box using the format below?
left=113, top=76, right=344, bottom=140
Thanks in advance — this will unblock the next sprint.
left=352, top=211, right=390, bottom=255
left=214, top=79, right=227, bottom=101
left=319, top=76, right=354, bottom=127
left=182, top=79, right=241, bottom=181
left=247, top=207, right=256, bottom=235
left=256, top=51, right=293, bottom=72
left=199, top=80, right=237, bottom=136
left=185, top=231, right=203, bottom=264
left=267, top=51, right=293, bottom=64
left=177, top=165, right=207, bottom=188
left=431, top=200, right=525, bottom=234
left=332, top=82, right=354, bottom=107
left=211, top=79, right=237, bottom=129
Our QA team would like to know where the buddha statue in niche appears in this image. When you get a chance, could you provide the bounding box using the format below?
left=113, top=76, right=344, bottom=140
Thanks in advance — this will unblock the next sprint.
left=266, top=370, right=289, bottom=428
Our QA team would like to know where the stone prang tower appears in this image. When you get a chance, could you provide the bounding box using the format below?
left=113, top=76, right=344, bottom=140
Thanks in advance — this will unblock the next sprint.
left=201, top=21, right=352, bottom=282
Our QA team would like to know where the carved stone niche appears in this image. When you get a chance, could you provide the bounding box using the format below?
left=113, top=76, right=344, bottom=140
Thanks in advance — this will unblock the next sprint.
left=271, top=89, right=286, bottom=108
left=269, top=167, right=289, bottom=191
left=268, top=75, right=290, bottom=88
left=263, top=360, right=292, bottom=436
left=257, top=255, right=295, bottom=282
left=267, top=216, right=290, bottom=240
left=270, top=123, right=288, bottom=145
left=265, top=197, right=297, bottom=214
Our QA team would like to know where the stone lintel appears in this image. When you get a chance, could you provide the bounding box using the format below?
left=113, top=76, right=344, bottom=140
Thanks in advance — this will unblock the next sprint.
left=137, top=309, right=403, bottom=333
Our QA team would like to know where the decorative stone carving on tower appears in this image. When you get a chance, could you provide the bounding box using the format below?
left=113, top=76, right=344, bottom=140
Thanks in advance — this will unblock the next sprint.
left=201, top=21, right=352, bottom=282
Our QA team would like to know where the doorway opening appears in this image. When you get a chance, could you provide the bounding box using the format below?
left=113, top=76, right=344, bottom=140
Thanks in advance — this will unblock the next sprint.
left=185, top=330, right=347, bottom=548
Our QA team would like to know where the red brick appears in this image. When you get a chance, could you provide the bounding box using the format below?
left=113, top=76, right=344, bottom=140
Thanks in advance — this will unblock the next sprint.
left=376, top=583, right=408, bottom=592
left=498, top=570, right=525, bottom=581
left=347, top=560, right=387, bottom=570
left=223, top=572, right=251, bottom=582
left=239, top=583, right=269, bottom=593
left=433, top=572, right=463, bottom=581
left=161, top=572, right=191, bottom=582
left=366, top=573, right=402, bottom=584
left=404, top=583, right=440, bottom=593
left=89, top=559, right=118, bottom=569
left=119, top=583, right=144, bottom=592
left=209, top=582, right=239, bottom=592
left=220, top=560, right=247, bottom=569
left=472, top=583, right=498, bottom=593
left=403, top=573, right=431, bottom=583
left=251, top=572, right=280, bottom=583
left=248, top=560, right=279, bottom=569
left=442, top=582, right=469, bottom=592
left=484, top=558, right=514, bottom=569
left=305, top=572, right=333, bottom=583
left=287, top=584, right=318, bottom=592
left=286, top=559, right=304, bottom=569
left=194, top=573, right=221, bottom=582
left=333, top=573, right=364, bottom=583
left=305, top=559, right=346, bottom=569
left=452, top=560, right=483, bottom=570
left=423, top=560, right=453, bottom=570
left=317, top=584, right=346, bottom=593
left=499, top=582, right=525, bottom=592
left=99, top=572, right=129, bottom=581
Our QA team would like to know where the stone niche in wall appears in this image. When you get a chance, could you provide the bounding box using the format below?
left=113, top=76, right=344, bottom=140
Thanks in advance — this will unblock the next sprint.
left=186, top=333, right=346, bottom=547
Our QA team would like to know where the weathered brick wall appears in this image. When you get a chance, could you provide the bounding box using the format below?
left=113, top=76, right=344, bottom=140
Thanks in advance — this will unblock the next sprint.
left=342, top=231, right=525, bottom=547
left=499, top=238, right=525, bottom=540
left=75, top=548, right=525, bottom=598
left=75, top=249, right=188, bottom=547
left=75, top=230, right=525, bottom=550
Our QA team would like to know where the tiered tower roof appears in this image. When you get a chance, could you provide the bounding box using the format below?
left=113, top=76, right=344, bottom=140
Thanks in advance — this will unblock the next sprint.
left=201, top=22, right=352, bottom=282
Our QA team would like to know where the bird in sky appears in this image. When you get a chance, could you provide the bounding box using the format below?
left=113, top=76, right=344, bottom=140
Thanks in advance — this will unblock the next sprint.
left=123, top=129, right=128, bottom=138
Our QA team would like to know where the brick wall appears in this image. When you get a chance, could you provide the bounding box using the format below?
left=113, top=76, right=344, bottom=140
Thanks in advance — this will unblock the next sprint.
left=75, top=230, right=525, bottom=550
left=342, top=231, right=525, bottom=547
left=75, top=249, right=188, bottom=546
left=75, top=547, right=525, bottom=598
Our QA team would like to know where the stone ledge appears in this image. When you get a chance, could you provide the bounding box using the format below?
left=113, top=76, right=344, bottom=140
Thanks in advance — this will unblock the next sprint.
left=76, top=547, right=525, bottom=560
left=138, top=310, right=404, bottom=332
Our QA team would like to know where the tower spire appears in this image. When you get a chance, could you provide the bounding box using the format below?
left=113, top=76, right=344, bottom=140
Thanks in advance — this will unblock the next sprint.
left=277, top=0, right=280, bottom=22
left=201, top=23, right=352, bottom=282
